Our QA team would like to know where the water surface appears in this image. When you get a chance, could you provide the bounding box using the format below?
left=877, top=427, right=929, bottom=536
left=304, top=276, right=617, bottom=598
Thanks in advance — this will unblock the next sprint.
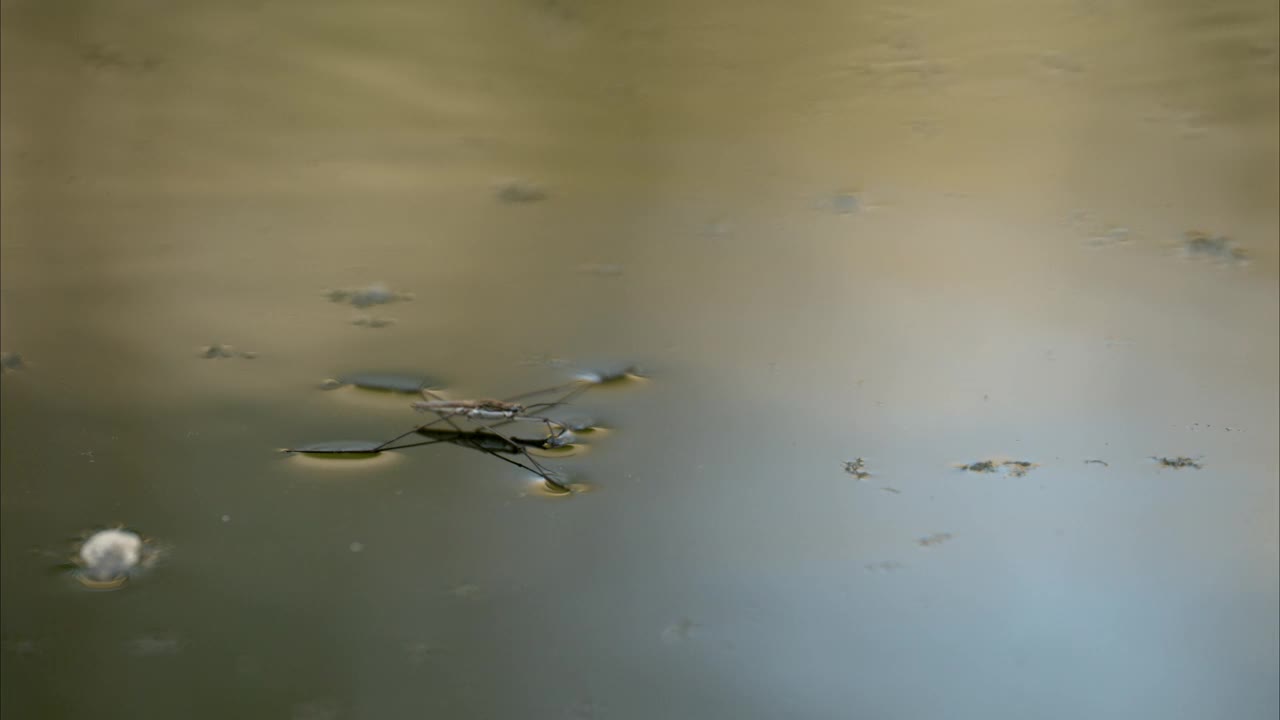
left=2, top=1, right=1277, bottom=718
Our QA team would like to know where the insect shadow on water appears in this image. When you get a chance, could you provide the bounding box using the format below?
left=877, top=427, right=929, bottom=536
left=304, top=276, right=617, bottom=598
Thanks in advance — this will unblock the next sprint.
left=318, top=372, right=443, bottom=394
left=289, top=367, right=642, bottom=493
left=1, top=352, right=26, bottom=372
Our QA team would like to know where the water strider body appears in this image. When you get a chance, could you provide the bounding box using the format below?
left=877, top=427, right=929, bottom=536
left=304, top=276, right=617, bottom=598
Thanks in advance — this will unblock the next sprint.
left=411, top=398, right=527, bottom=421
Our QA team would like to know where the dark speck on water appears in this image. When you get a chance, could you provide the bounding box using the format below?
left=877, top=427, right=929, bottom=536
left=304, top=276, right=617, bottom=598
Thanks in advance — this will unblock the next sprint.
left=830, top=192, right=860, bottom=214
left=351, top=316, right=395, bottom=328
left=1002, top=460, right=1035, bottom=477
left=324, top=283, right=413, bottom=308
left=842, top=457, right=871, bottom=480
left=1, top=353, right=25, bottom=372
left=917, top=532, right=953, bottom=548
left=201, top=345, right=256, bottom=360
left=1181, top=231, right=1248, bottom=263
left=495, top=181, right=547, bottom=204
left=1154, top=456, right=1203, bottom=470
left=959, top=459, right=1038, bottom=476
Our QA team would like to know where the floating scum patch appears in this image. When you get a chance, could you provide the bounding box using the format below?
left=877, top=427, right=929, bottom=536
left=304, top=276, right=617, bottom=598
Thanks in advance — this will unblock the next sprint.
left=955, top=458, right=1040, bottom=477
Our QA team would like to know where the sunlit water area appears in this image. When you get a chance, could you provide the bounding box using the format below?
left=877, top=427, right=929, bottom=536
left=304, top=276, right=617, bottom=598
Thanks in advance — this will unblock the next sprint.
left=2, top=0, right=1277, bottom=718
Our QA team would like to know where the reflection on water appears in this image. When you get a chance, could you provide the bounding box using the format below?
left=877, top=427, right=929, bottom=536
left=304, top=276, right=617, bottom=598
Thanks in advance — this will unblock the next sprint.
left=2, top=0, right=1277, bottom=718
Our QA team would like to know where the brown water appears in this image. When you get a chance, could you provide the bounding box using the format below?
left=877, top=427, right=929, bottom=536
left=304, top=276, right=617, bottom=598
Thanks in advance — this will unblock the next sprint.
left=2, top=1, right=1277, bottom=718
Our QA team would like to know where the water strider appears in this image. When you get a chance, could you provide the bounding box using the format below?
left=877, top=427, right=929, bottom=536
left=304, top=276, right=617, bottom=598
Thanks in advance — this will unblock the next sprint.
left=288, top=367, right=642, bottom=493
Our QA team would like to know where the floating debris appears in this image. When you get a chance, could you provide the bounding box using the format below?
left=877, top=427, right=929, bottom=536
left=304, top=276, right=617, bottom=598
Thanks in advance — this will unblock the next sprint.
left=0, top=352, right=25, bottom=372
left=495, top=180, right=547, bottom=204
left=842, top=458, right=871, bottom=481
left=403, top=641, right=439, bottom=666
left=1084, top=459, right=1109, bottom=467
left=569, top=696, right=606, bottom=720
left=291, top=698, right=343, bottom=720
left=1039, top=51, right=1085, bottom=74
left=3, top=638, right=38, bottom=658
left=200, top=344, right=256, bottom=360
left=880, top=487, right=901, bottom=495
left=1085, top=225, right=1132, bottom=248
left=1181, top=231, right=1247, bottom=264
left=318, top=372, right=441, bottom=394
left=906, top=118, right=940, bottom=137
left=829, top=192, right=860, bottom=214
left=864, top=561, right=905, bottom=574
left=324, top=283, right=413, bottom=308
left=661, top=618, right=698, bottom=645
left=957, top=459, right=1038, bottom=477
left=1153, top=456, right=1203, bottom=470
left=575, top=263, right=625, bottom=277
left=702, top=218, right=734, bottom=239
left=1001, top=460, right=1036, bottom=478
left=917, top=532, right=953, bottom=548
left=127, top=633, right=182, bottom=657
left=80, top=43, right=161, bottom=73
left=1067, top=209, right=1134, bottom=248
left=450, top=583, right=481, bottom=599
left=73, top=528, right=159, bottom=590
left=351, top=316, right=395, bottom=329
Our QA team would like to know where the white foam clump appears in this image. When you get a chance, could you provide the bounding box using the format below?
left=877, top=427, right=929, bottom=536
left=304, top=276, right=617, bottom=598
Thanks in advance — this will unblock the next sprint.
left=79, top=529, right=142, bottom=578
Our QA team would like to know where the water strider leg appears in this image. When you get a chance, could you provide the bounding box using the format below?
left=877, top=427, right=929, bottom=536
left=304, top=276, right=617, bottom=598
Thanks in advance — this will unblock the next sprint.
left=414, top=409, right=560, bottom=482
left=500, top=379, right=591, bottom=404
left=474, top=448, right=571, bottom=493
left=467, top=418, right=571, bottom=492
left=374, top=409, right=463, bottom=451
left=376, top=434, right=466, bottom=452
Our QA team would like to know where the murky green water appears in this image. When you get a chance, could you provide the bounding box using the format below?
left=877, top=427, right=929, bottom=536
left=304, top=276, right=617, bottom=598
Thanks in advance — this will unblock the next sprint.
left=2, top=1, right=1277, bottom=718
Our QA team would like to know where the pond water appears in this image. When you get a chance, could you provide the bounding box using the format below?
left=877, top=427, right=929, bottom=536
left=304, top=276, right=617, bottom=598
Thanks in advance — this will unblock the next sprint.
left=2, top=1, right=1277, bottom=718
